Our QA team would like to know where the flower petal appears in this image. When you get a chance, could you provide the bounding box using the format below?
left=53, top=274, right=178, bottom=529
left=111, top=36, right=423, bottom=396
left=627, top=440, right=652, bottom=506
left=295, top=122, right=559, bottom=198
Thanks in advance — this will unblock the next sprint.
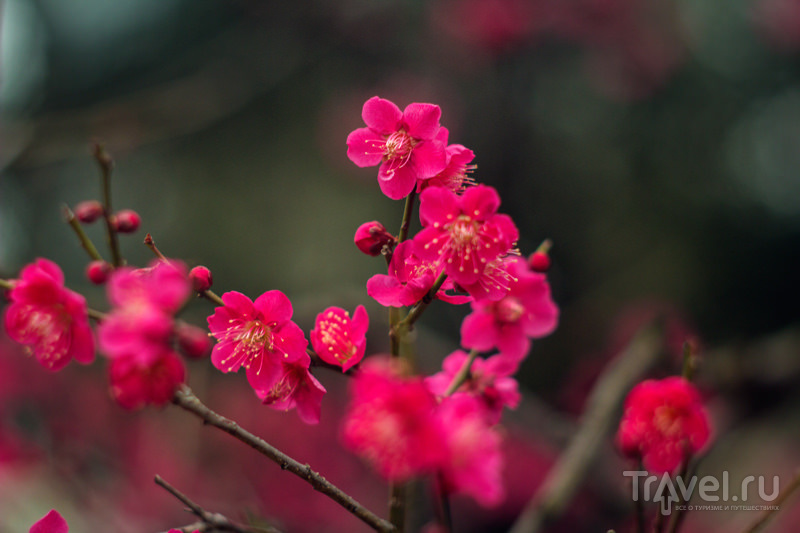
left=402, top=103, right=441, bottom=140
left=253, top=290, right=293, bottom=325
left=346, top=127, right=385, bottom=167
left=362, top=96, right=402, bottom=133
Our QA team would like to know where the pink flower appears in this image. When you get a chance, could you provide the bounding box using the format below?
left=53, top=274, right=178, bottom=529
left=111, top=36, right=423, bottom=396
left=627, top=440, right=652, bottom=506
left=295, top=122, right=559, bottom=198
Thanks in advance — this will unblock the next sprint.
left=256, top=356, right=327, bottom=424
left=437, top=394, right=504, bottom=506
left=413, top=185, right=519, bottom=288
left=346, top=96, right=448, bottom=199
left=460, top=256, right=558, bottom=361
left=310, top=305, right=369, bottom=372
left=29, top=509, right=69, bottom=533
left=367, top=240, right=472, bottom=308
left=3, top=258, right=94, bottom=371
left=98, top=260, right=191, bottom=366
left=417, top=128, right=476, bottom=194
left=426, top=350, right=520, bottom=424
left=342, top=358, right=446, bottom=481
left=617, top=377, right=712, bottom=473
left=108, top=350, right=186, bottom=410
left=207, top=290, right=308, bottom=391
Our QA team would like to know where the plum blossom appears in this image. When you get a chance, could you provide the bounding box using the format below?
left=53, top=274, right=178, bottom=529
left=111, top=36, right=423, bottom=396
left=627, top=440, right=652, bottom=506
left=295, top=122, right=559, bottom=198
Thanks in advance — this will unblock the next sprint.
left=310, top=305, right=369, bottom=372
left=207, top=290, right=308, bottom=391
left=256, top=355, right=327, bottom=424
left=367, top=240, right=471, bottom=308
left=347, top=96, right=447, bottom=200
left=342, top=358, right=446, bottom=481
left=417, top=128, right=476, bottom=194
left=426, top=350, right=520, bottom=424
left=108, top=350, right=186, bottom=410
left=98, top=260, right=191, bottom=366
left=436, top=394, right=505, bottom=507
left=617, top=376, right=712, bottom=473
left=413, top=185, right=519, bottom=290
left=4, top=258, right=94, bottom=371
left=460, top=256, right=558, bottom=362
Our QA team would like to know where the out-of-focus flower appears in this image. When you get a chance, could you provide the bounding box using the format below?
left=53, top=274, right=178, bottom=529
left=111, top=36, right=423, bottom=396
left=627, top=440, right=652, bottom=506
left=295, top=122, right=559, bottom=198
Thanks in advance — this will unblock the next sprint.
left=414, top=185, right=519, bottom=290
left=753, top=0, right=800, bottom=50
left=175, top=322, right=212, bottom=359
left=108, top=350, right=186, bottom=410
left=460, top=256, right=558, bottom=361
left=354, top=221, right=396, bottom=257
left=426, top=350, right=520, bottom=424
left=98, top=260, right=190, bottom=366
left=617, top=376, right=712, bottom=473
left=346, top=96, right=448, bottom=200
left=29, top=509, right=69, bottom=533
left=4, top=258, right=95, bottom=371
left=207, top=290, right=308, bottom=391
left=367, top=240, right=472, bottom=308
left=256, top=356, right=327, bottom=424
left=311, top=305, right=369, bottom=372
left=342, top=358, right=446, bottom=481
left=437, top=394, right=504, bottom=506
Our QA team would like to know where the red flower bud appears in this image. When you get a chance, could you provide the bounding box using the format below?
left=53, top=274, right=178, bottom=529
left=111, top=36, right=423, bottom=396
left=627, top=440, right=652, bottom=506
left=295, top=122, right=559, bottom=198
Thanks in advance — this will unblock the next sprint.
left=528, top=251, right=550, bottom=273
left=354, top=221, right=395, bottom=256
left=189, top=266, right=213, bottom=292
left=112, top=209, right=141, bottom=233
left=85, top=260, right=112, bottom=285
left=74, top=200, right=104, bottom=224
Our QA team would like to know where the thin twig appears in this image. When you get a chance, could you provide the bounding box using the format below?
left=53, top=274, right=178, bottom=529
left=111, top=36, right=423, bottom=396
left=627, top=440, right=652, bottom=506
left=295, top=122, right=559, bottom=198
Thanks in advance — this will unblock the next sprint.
left=92, top=141, right=123, bottom=267
left=508, top=325, right=664, bottom=533
left=443, top=349, right=480, bottom=397
left=171, top=385, right=395, bottom=533
left=741, top=469, right=800, bottom=533
left=155, top=475, right=275, bottom=533
left=63, top=205, right=105, bottom=262
left=397, top=189, right=417, bottom=244
left=144, top=233, right=169, bottom=261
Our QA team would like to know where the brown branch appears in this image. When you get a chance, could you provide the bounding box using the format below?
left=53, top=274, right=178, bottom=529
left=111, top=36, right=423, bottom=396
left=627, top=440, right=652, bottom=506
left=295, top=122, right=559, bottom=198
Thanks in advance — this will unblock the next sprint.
left=508, top=325, right=664, bottom=533
left=155, top=475, right=270, bottom=533
left=63, top=204, right=105, bottom=262
left=171, top=385, right=395, bottom=533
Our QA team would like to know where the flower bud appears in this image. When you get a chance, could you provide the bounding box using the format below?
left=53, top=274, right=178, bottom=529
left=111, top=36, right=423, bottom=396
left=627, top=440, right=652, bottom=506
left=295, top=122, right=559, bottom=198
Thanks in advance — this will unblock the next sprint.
left=176, top=323, right=212, bottom=359
left=528, top=251, right=550, bottom=273
left=86, top=260, right=112, bottom=285
left=354, top=221, right=395, bottom=256
left=112, top=209, right=141, bottom=233
left=189, top=266, right=213, bottom=292
left=74, top=200, right=104, bottom=224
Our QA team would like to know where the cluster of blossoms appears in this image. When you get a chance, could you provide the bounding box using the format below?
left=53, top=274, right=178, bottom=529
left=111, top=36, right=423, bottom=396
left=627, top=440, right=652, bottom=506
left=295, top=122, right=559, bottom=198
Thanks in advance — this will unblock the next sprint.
left=0, top=95, right=721, bottom=532
left=343, top=96, right=560, bottom=505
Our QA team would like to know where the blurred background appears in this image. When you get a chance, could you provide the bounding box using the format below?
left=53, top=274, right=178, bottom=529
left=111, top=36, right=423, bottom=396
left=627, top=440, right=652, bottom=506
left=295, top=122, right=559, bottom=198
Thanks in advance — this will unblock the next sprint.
left=0, top=0, right=799, bottom=531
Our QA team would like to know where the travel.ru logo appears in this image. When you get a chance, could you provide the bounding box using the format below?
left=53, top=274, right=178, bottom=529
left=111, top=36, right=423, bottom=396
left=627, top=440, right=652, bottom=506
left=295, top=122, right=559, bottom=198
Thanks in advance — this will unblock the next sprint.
left=623, top=471, right=780, bottom=515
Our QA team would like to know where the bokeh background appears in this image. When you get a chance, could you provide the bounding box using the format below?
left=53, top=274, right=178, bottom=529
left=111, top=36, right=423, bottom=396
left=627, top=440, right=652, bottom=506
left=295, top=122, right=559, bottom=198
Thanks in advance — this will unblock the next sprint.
left=0, top=0, right=799, bottom=532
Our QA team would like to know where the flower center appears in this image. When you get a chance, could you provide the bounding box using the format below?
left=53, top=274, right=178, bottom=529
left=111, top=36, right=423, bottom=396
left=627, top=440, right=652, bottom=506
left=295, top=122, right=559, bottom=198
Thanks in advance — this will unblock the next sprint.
left=216, top=319, right=277, bottom=371
left=494, top=296, right=525, bottom=323
left=383, top=130, right=414, bottom=160
left=653, top=405, right=683, bottom=438
left=318, top=312, right=357, bottom=363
